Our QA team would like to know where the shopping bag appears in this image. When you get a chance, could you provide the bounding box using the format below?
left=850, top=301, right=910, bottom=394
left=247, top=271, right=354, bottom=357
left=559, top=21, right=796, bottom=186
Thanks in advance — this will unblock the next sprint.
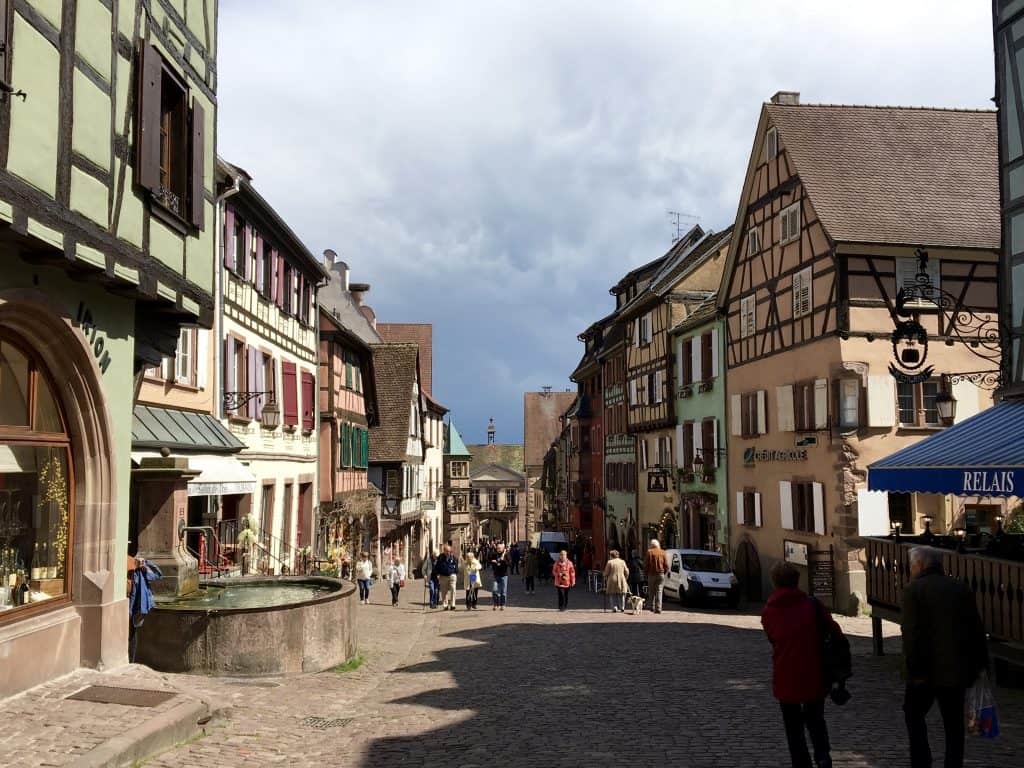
left=469, top=571, right=478, bottom=584
left=399, top=579, right=405, bottom=588
left=966, top=671, right=1000, bottom=739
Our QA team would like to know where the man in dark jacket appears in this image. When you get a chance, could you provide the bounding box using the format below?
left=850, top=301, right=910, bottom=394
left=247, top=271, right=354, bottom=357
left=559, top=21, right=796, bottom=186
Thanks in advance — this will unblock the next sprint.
left=432, top=544, right=460, bottom=611
left=902, top=546, right=988, bottom=768
left=762, top=561, right=841, bottom=768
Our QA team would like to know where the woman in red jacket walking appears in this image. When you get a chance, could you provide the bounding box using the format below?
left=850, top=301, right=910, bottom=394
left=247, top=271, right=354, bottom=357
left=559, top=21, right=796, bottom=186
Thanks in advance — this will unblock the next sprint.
left=552, top=550, right=576, bottom=611
left=761, top=561, right=841, bottom=768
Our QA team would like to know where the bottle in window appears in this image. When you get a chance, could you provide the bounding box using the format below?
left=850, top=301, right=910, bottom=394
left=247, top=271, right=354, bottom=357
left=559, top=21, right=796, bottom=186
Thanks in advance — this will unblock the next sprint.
left=31, top=542, right=41, bottom=580
left=17, top=576, right=29, bottom=606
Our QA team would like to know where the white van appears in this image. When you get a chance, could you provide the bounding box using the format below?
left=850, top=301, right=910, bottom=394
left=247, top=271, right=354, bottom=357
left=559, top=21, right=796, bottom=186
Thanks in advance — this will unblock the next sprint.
left=663, top=549, right=740, bottom=608
left=529, top=531, right=569, bottom=562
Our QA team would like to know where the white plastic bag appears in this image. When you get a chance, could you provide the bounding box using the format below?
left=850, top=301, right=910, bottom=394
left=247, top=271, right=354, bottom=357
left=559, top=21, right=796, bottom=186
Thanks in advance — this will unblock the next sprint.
left=965, top=671, right=1000, bottom=739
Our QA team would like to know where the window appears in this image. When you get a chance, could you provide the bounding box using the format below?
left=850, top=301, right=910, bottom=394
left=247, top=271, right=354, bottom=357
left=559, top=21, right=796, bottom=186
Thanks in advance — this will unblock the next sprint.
left=700, top=332, right=713, bottom=381
left=897, top=379, right=943, bottom=427
left=174, top=328, right=196, bottom=386
left=261, top=240, right=273, bottom=298
left=487, top=489, right=499, bottom=511
left=792, top=266, right=812, bottom=319
left=281, top=264, right=293, bottom=314
left=747, top=227, right=760, bottom=256
left=233, top=339, right=246, bottom=410
left=260, top=484, right=275, bottom=543
left=738, top=391, right=766, bottom=438
left=701, top=419, right=717, bottom=468
left=680, top=338, right=692, bottom=386
left=780, top=480, right=824, bottom=534
left=0, top=336, right=73, bottom=618
left=505, top=489, right=517, bottom=509
left=839, top=379, right=860, bottom=429
left=896, top=256, right=941, bottom=306
left=638, top=313, right=652, bottom=345
left=740, top=294, right=756, bottom=338
left=470, top=488, right=481, bottom=508
left=682, top=422, right=694, bottom=469
left=339, top=423, right=352, bottom=468
left=780, top=203, right=801, bottom=244
left=228, top=213, right=244, bottom=274
left=792, top=482, right=816, bottom=533
left=793, top=382, right=815, bottom=431
left=137, top=42, right=204, bottom=228
left=766, top=127, right=778, bottom=159
left=301, top=370, right=315, bottom=432
left=737, top=491, right=761, bottom=527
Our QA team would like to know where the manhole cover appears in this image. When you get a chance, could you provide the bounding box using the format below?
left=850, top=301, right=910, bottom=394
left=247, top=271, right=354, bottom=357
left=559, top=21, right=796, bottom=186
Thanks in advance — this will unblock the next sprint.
left=302, top=716, right=352, bottom=729
left=65, top=685, right=177, bottom=708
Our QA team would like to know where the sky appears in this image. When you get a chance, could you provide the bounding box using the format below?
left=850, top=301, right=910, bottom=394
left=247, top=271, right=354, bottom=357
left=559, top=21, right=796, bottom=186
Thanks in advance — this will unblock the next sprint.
left=218, top=1, right=996, bottom=443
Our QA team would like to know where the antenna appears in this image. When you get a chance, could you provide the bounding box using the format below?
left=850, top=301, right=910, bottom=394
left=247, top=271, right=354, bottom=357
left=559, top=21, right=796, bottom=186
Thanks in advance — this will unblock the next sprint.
left=667, top=210, right=700, bottom=243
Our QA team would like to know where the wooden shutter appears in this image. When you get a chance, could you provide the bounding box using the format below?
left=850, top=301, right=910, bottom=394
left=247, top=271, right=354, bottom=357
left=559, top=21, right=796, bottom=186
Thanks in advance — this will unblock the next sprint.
left=730, top=394, right=742, bottom=436
left=640, top=439, right=648, bottom=470
left=196, top=330, right=208, bottom=390
left=779, top=481, right=794, bottom=530
left=812, top=482, right=825, bottom=534
left=682, top=422, right=693, bottom=469
left=282, top=361, right=298, bottom=426
left=276, top=253, right=286, bottom=308
left=867, top=375, right=897, bottom=427
left=702, top=419, right=716, bottom=467
left=241, top=225, right=252, bottom=281
left=136, top=42, right=163, bottom=192
left=301, top=370, right=315, bottom=431
left=189, top=99, right=205, bottom=228
left=813, top=378, right=829, bottom=429
left=246, top=347, right=258, bottom=419
left=681, top=339, right=691, bottom=385
left=254, top=235, right=264, bottom=293
left=776, top=385, right=795, bottom=432
left=736, top=492, right=745, bottom=525
left=700, top=333, right=712, bottom=381
left=756, top=390, right=767, bottom=434
left=691, top=336, right=702, bottom=382
left=223, top=208, right=235, bottom=269
left=675, top=424, right=685, bottom=468
left=654, top=370, right=663, bottom=403
left=754, top=493, right=762, bottom=527
left=710, top=327, right=720, bottom=378
left=223, top=337, right=235, bottom=402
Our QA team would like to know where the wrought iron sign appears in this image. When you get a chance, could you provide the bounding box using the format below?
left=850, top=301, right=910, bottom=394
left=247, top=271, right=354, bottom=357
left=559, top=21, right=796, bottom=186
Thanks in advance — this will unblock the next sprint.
left=889, top=249, right=1004, bottom=388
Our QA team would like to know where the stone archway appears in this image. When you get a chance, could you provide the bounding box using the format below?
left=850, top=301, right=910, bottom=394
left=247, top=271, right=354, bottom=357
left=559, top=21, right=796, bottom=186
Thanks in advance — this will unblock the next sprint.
left=734, top=536, right=763, bottom=602
left=659, top=509, right=678, bottom=549
left=0, top=290, right=121, bottom=685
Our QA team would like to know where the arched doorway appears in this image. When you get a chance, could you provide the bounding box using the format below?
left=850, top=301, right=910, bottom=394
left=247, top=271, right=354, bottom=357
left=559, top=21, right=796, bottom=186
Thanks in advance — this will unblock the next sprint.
left=733, top=537, right=763, bottom=602
left=659, top=509, right=678, bottom=549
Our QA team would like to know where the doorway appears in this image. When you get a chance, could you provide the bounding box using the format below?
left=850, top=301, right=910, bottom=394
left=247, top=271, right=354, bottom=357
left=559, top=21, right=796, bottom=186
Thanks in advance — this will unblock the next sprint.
left=734, top=538, right=762, bottom=602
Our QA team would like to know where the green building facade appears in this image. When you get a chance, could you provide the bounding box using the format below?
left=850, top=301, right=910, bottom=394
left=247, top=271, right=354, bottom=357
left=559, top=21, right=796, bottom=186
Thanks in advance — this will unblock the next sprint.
left=0, top=0, right=217, bottom=697
left=671, top=301, right=729, bottom=553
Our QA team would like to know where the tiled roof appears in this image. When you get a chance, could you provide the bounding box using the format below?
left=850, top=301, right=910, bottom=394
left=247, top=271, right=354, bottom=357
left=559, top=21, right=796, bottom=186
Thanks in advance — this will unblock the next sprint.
left=132, top=405, right=244, bottom=453
left=467, top=443, right=525, bottom=475
left=650, top=227, right=732, bottom=295
left=671, top=292, right=720, bottom=335
left=766, top=104, right=999, bottom=249
left=523, top=392, right=576, bottom=468
left=378, top=324, right=433, bottom=394
left=369, top=343, right=420, bottom=463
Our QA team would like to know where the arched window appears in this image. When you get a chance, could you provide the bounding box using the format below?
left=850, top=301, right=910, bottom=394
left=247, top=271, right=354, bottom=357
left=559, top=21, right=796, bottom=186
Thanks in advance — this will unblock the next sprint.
left=0, top=334, right=73, bottom=619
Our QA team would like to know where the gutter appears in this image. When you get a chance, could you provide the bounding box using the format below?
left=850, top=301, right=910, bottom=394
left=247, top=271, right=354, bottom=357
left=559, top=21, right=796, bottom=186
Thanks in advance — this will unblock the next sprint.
left=213, top=172, right=242, bottom=420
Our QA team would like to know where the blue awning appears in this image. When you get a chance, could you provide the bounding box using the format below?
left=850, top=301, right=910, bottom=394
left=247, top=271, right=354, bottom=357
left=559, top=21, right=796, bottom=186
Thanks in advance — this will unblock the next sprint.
left=868, top=400, right=1024, bottom=496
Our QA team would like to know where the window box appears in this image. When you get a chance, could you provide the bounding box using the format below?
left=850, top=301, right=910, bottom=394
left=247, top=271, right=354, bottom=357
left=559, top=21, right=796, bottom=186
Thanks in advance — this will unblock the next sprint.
left=698, top=379, right=715, bottom=394
left=680, top=471, right=696, bottom=484
left=679, top=385, right=693, bottom=399
left=700, top=469, right=716, bottom=484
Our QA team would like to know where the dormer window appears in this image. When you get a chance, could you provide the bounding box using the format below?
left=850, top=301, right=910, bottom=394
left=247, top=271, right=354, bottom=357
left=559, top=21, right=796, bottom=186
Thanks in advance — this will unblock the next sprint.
left=766, top=127, right=778, bottom=159
left=780, top=203, right=801, bottom=244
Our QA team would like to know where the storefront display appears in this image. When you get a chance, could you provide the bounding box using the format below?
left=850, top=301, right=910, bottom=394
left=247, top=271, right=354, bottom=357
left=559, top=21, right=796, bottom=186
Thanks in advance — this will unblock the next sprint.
left=0, top=337, right=72, bottom=615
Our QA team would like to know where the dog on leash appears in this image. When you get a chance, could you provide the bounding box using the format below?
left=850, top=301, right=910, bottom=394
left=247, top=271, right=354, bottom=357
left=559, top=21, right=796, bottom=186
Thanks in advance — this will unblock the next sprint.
left=627, top=594, right=645, bottom=615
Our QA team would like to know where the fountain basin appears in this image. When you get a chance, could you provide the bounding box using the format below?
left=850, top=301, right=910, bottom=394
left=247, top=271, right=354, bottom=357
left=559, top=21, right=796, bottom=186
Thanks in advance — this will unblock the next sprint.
left=135, top=576, right=357, bottom=677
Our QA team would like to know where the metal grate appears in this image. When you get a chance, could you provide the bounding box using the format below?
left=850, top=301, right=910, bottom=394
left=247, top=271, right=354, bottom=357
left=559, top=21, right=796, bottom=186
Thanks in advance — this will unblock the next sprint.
left=66, top=685, right=177, bottom=708
left=302, top=716, right=352, bottom=730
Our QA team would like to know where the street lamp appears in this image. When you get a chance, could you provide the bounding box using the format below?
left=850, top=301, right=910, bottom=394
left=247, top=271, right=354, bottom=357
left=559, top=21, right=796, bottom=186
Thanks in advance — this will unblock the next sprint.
left=934, top=391, right=957, bottom=425
left=259, top=399, right=280, bottom=430
left=891, top=520, right=902, bottom=539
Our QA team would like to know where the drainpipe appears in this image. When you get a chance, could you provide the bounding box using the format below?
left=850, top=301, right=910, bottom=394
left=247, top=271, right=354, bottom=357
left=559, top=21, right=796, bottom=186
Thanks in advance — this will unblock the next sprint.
left=214, top=173, right=242, bottom=420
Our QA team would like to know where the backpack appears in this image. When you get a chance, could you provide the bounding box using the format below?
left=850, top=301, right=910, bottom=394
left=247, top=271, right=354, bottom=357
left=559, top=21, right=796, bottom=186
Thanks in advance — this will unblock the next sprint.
left=812, top=597, right=852, bottom=687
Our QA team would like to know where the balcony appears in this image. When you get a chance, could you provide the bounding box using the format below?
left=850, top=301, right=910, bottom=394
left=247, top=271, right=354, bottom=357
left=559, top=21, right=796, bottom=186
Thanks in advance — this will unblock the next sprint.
left=866, top=536, right=1024, bottom=648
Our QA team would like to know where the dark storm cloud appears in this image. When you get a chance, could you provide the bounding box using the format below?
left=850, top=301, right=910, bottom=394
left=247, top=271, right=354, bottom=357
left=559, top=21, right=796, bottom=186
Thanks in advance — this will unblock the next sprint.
left=217, top=0, right=994, bottom=442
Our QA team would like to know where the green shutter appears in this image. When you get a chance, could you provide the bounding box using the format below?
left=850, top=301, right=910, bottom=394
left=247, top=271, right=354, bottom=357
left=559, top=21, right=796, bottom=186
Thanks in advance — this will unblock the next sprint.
left=345, top=355, right=353, bottom=389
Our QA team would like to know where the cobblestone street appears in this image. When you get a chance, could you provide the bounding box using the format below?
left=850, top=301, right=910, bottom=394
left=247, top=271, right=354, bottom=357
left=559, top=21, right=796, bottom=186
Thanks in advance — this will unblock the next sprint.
left=136, top=577, right=1023, bottom=768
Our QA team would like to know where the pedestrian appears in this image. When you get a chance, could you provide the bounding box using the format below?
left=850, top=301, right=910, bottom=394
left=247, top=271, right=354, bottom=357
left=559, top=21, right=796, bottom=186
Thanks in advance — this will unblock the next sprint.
left=462, top=551, right=482, bottom=610
left=643, top=538, right=669, bottom=613
left=510, top=543, right=521, bottom=575
left=523, top=547, right=539, bottom=594
left=386, top=558, right=406, bottom=607
left=422, top=550, right=439, bottom=609
left=552, top=550, right=576, bottom=611
left=603, top=549, right=630, bottom=613
left=490, top=542, right=511, bottom=611
left=355, top=551, right=373, bottom=605
left=902, top=546, right=988, bottom=768
left=432, top=543, right=460, bottom=611
left=761, top=561, right=842, bottom=768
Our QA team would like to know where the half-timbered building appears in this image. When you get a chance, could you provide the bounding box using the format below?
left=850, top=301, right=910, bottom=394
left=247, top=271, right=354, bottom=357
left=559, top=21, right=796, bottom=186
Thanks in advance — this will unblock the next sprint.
left=597, top=321, right=637, bottom=557
left=569, top=323, right=604, bottom=554
left=720, top=92, right=1000, bottom=610
left=620, top=227, right=727, bottom=545
left=0, top=0, right=217, bottom=696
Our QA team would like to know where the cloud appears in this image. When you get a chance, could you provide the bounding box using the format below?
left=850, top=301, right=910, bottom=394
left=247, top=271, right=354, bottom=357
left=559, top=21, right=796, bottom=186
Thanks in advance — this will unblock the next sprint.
left=217, top=0, right=995, bottom=442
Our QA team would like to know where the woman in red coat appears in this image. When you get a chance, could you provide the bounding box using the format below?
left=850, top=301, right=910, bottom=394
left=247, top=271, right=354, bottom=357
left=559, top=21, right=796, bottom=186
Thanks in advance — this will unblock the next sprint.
left=761, top=561, right=841, bottom=768
left=552, top=550, right=576, bottom=611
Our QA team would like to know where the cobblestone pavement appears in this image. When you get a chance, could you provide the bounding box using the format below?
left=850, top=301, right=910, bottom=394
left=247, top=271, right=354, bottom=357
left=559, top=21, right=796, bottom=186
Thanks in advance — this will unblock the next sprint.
left=135, top=574, right=1024, bottom=768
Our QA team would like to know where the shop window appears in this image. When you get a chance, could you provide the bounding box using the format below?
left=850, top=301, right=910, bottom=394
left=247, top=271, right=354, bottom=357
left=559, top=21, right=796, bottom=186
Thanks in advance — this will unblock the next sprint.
left=888, top=492, right=913, bottom=534
left=137, top=42, right=204, bottom=229
left=0, top=335, right=73, bottom=618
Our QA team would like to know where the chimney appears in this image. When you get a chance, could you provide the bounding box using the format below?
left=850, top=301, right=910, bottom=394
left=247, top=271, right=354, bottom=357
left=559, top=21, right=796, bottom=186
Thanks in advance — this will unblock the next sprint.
left=770, top=91, right=800, bottom=106
left=349, top=281, right=370, bottom=307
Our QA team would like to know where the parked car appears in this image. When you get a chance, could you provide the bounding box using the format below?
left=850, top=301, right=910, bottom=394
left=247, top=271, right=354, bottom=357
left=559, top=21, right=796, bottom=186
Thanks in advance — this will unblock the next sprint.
left=663, top=549, right=740, bottom=608
left=529, top=531, right=570, bottom=562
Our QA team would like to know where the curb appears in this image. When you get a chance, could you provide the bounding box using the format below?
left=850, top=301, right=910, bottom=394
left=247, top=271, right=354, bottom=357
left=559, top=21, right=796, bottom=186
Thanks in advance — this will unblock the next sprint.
left=67, top=697, right=211, bottom=768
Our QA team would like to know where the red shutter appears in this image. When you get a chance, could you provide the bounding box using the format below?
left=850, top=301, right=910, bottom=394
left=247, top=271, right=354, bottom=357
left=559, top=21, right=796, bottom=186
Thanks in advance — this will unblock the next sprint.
left=255, top=235, right=264, bottom=293
left=282, top=362, right=298, bottom=426
left=223, top=208, right=235, bottom=269
left=189, top=99, right=205, bottom=228
left=136, top=42, right=162, bottom=191
left=301, top=370, right=315, bottom=432
left=247, top=347, right=260, bottom=420
left=269, top=249, right=279, bottom=303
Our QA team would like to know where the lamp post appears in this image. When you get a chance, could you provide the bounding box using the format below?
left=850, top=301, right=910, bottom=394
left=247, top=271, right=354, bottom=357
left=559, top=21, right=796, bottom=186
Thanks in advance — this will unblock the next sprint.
left=921, top=515, right=935, bottom=543
left=934, top=391, right=957, bottom=426
left=891, top=520, right=902, bottom=539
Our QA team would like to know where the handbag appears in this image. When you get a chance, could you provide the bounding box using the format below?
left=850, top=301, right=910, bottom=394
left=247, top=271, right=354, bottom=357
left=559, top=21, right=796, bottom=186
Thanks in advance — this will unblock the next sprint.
left=399, top=579, right=405, bottom=588
left=811, top=598, right=852, bottom=696
left=469, top=571, right=478, bottom=584
left=966, top=671, right=1000, bottom=738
